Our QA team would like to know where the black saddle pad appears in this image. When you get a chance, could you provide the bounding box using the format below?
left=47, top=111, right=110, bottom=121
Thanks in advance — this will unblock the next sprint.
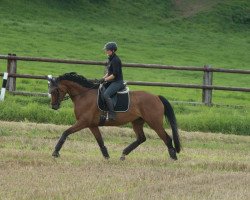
left=97, top=89, right=130, bottom=112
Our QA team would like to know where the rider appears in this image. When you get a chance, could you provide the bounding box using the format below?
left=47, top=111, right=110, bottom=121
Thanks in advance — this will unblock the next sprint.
left=100, top=42, right=124, bottom=120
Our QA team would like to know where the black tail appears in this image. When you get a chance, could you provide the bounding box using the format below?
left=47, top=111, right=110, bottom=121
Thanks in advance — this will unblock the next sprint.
left=158, top=95, right=181, bottom=153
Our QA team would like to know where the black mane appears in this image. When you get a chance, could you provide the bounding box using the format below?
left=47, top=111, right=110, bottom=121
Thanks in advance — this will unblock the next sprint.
left=57, top=72, right=99, bottom=89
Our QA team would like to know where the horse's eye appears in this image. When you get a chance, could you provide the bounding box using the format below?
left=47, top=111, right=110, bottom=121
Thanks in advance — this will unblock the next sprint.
left=50, top=89, right=58, bottom=95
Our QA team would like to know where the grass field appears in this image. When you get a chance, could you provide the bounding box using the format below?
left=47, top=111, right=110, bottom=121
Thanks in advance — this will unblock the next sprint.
left=0, top=1, right=249, bottom=199
left=0, top=0, right=249, bottom=134
left=0, top=121, right=249, bottom=199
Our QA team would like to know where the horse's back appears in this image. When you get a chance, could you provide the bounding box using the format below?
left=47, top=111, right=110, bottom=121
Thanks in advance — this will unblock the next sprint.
left=130, top=90, right=162, bottom=103
left=129, top=90, right=164, bottom=116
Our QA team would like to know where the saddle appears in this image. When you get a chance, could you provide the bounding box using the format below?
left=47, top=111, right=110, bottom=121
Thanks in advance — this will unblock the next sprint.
left=97, top=82, right=130, bottom=112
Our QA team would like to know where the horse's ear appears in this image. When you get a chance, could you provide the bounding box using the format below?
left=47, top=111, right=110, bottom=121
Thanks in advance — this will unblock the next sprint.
left=49, top=77, right=56, bottom=85
left=48, top=77, right=57, bottom=87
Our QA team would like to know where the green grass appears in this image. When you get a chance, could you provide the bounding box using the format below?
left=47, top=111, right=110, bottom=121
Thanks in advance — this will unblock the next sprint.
left=0, top=94, right=249, bottom=135
left=0, top=0, right=249, bottom=135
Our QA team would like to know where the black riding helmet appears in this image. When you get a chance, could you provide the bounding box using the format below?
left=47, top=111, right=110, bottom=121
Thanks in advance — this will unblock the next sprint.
left=104, top=42, right=118, bottom=52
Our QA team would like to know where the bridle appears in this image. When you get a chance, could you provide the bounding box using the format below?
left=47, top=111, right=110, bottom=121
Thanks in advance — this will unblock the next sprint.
left=51, top=87, right=66, bottom=108
left=51, top=83, right=99, bottom=107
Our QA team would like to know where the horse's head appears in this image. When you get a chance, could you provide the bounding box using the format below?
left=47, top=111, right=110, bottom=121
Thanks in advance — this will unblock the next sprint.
left=48, top=78, right=67, bottom=110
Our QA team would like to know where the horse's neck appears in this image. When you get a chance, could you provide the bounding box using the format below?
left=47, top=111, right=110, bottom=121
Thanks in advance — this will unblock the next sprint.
left=63, top=81, right=96, bottom=99
left=63, top=82, right=97, bottom=117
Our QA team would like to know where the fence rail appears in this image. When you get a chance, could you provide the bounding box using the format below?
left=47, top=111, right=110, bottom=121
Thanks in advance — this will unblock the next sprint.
left=1, top=54, right=250, bottom=74
left=0, top=73, right=48, bottom=80
left=0, top=54, right=249, bottom=106
left=1, top=73, right=249, bottom=92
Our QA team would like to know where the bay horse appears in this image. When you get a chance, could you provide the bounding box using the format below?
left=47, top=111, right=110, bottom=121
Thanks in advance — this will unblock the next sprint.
left=49, top=72, right=181, bottom=160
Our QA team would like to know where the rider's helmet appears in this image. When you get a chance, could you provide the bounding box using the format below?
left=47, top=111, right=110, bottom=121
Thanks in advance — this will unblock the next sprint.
left=103, top=42, right=118, bottom=52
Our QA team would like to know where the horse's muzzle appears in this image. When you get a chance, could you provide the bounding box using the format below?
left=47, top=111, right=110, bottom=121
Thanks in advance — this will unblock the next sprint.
left=52, top=104, right=60, bottom=110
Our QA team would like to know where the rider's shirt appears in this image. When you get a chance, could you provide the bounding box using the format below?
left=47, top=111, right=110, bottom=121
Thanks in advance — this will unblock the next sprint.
left=107, top=53, right=123, bottom=82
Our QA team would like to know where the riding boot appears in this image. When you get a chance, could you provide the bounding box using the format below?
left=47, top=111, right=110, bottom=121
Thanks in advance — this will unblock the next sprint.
left=105, top=97, right=116, bottom=120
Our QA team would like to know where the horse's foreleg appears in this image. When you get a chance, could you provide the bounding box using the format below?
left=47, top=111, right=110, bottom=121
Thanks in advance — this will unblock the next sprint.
left=52, top=121, right=86, bottom=158
left=89, top=127, right=110, bottom=159
left=120, top=118, right=146, bottom=160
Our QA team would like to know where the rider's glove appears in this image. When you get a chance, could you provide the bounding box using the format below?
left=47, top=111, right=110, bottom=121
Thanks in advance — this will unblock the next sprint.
left=99, top=78, right=105, bottom=84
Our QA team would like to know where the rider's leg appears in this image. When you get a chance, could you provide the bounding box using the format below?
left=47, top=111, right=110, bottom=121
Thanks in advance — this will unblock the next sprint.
left=103, top=81, right=123, bottom=120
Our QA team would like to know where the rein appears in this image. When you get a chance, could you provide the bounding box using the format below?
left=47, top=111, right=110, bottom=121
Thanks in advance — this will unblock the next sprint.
left=61, top=84, right=98, bottom=102
left=62, top=95, right=71, bottom=101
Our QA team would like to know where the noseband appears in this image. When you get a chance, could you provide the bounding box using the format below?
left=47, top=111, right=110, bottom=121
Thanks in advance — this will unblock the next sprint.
left=51, top=88, right=68, bottom=107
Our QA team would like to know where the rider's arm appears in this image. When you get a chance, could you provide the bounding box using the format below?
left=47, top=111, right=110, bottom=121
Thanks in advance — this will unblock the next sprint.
left=103, top=73, right=108, bottom=79
left=104, top=74, right=115, bottom=82
left=103, top=73, right=115, bottom=81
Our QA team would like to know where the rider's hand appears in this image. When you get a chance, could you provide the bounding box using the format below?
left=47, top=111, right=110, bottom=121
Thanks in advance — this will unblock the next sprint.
left=99, top=78, right=105, bottom=84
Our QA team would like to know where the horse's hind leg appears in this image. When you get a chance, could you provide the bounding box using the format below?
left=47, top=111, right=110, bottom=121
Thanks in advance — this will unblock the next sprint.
left=146, top=121, right=177, bottom=160
left=120, top=118, right=146, bottom=160
left=157, top=128, right=177, bottom=160
left=89, top=127, right=109, bottom=159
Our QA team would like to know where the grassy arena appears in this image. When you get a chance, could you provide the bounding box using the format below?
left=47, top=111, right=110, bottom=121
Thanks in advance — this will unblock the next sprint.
left=0, top=1, right=249, bottom=198
left=0, top=121, right=249, bottom=200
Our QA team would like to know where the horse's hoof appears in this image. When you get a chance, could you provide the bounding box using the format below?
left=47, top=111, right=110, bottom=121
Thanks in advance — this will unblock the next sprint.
left=168, top=148, right=177, bottom=160
left=104, top=156, right=110, bottom=160
left=52, top=151, right=60, bottom=158
left=101, top=147, right=110, bottom=159
left=120, top=154, right=126, bottom=161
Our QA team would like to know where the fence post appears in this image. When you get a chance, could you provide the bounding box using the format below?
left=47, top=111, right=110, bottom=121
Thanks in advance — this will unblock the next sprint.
left=47, top=75, right=52, bottom=98
left=6, top=53, right=17, bottom=91
left=0, top=72, right=8, bottom=101
left=202, top=65, right=213, bottom=106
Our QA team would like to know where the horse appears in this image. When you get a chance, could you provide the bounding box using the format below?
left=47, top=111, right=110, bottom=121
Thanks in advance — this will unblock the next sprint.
left=49, top=72, right=181, bottom=160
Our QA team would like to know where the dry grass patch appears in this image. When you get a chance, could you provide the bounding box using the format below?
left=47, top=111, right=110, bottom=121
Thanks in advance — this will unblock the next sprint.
left=0, top=121, right=249, bottom=200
